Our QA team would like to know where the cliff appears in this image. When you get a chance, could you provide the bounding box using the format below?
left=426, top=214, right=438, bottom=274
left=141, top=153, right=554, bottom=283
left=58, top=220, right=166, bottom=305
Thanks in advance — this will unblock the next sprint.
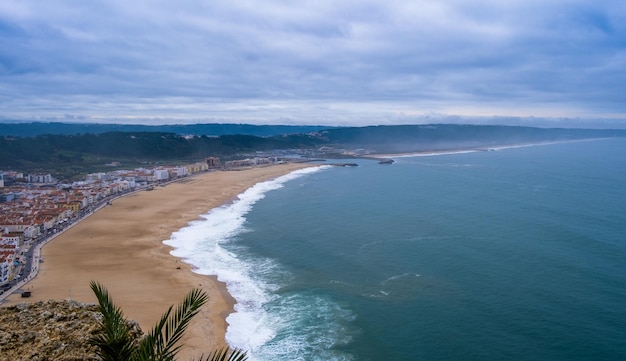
left=0, top=300, right=142, bottom=361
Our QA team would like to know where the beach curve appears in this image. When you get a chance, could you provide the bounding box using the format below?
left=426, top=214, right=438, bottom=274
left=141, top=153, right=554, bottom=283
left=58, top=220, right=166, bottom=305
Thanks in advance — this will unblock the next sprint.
left=2, top=162, right=315, bottom=360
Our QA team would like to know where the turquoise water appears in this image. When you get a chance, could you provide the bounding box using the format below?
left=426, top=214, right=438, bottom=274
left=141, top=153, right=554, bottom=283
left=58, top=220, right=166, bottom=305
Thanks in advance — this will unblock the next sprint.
left=166, top=138, right=626, bottom=361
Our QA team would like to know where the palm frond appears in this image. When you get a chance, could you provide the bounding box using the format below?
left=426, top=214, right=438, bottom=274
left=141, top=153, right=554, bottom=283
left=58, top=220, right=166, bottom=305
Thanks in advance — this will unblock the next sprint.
left=193, top=347, right=248, bottom=361
left=136, top=288, right=208, bottom=360
left=89, top=281, right=136, bottom=361
left=89, top=282, right=247, bottom=361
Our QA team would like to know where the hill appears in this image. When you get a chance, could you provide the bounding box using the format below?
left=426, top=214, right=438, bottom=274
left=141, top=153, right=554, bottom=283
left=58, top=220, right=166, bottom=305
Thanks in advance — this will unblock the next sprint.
left=1, top=124, right=625, bottom=179
left=319, top=124, right=626, bottom=153
left=0, top=122, right=329, bottom=137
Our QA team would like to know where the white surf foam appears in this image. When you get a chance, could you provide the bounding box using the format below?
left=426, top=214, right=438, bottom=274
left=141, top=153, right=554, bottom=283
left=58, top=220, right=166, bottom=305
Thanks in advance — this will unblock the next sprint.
left=163, top=166, right=336, bottom=359
left=381, top=273, right=421, bottom=285
left=391, top=149, right=479, bottom=158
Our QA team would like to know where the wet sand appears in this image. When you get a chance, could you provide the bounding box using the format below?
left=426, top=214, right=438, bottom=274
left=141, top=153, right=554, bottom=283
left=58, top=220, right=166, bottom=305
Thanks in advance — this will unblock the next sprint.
left=3, top=163, right=313, bottom=359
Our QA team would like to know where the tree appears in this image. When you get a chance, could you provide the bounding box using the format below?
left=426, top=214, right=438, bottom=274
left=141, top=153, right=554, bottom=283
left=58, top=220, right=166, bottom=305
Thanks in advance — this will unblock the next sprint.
left=89, top=281, right=247, bottom=361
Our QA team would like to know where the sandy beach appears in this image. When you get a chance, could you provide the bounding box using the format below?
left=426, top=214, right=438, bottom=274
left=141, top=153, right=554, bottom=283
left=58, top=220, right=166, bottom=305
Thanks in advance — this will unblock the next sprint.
left=3, top=162, right=313, bottom=359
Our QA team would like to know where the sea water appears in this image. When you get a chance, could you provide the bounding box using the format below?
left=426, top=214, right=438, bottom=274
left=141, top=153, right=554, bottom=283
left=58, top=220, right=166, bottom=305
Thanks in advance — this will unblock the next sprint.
left=165, top=138, right=626, bottom=361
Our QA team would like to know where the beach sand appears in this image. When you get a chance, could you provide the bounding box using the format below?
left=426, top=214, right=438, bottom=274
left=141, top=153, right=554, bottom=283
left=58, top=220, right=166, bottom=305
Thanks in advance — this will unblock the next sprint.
left=3, top=163, right=313, bottom=359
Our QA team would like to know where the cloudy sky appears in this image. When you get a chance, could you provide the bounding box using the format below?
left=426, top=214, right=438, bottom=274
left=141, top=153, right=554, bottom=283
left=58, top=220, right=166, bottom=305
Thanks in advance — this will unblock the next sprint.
left=1, top=0, right=625, bottom=127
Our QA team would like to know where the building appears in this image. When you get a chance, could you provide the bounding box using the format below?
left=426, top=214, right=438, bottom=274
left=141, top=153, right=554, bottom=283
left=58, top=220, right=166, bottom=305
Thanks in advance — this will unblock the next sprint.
left=0, top=254, right=12, bottom=284
left=0, top=241, right=17, bottom=285
left=26, top=174, right=54, bottom=184
left=0, top=192, right=16, bottom=203
left=186, top=162, right=209, bottom=174
left=86, top=173, right=106, bottom=181
left=153, top=169, right=170, bottom=181
left=1, top=231, right=23, bottom=245
left=170, top=167, right=189, bottom=178
left=206, top=157, right=221, bottom=168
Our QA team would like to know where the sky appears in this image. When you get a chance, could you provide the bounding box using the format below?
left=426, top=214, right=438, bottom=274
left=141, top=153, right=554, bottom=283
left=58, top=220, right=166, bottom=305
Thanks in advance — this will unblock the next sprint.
left=1, top=0, right=625, bottom=127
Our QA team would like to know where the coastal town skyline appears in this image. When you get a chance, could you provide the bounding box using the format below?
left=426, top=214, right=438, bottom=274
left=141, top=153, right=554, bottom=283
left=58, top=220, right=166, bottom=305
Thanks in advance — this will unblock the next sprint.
left=0, top=159, right=213, bottom=290
left=1, top=1, right=625, bottom=128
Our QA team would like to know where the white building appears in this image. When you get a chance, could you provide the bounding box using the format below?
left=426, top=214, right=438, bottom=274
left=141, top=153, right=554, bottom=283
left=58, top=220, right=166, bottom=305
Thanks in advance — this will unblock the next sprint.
left=0, top=256, right=11, bottom=284
left=171, top=167, right=189, bottom=177
left=23, top=224, right=41, bottom=239
left=27, top=174, right=54, bottom=183
left=1, top=232, right=22, bottom=245
left=0, top=243, right=17, bottom=285
left=86, top=173, right=106, bottom=181
left=153, top=169, right=170, bottom=181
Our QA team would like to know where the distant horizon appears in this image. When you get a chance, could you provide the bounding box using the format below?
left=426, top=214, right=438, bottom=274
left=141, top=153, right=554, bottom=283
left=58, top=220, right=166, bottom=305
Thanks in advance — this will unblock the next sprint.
left=2, top=116, right=626, bottom=130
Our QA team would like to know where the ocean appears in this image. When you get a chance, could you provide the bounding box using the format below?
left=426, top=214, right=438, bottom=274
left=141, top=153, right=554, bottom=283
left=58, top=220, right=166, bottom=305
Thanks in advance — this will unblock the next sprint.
left=165, top=138, right=626, bottom=361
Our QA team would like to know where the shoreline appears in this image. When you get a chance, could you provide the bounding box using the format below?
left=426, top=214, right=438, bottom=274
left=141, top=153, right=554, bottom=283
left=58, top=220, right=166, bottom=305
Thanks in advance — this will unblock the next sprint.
left=1, top=162, right=314, bottom=359
left=366, top=138, right=612, bottom=159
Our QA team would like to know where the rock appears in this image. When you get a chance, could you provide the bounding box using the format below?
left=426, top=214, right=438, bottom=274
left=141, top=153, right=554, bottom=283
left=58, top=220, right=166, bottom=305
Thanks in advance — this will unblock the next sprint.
left=0, top=299, right=143, bottom=361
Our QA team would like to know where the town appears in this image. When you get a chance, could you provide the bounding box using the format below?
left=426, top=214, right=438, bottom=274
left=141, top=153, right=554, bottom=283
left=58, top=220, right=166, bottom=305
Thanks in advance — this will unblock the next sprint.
left=0, top=155, right=286, bottom=295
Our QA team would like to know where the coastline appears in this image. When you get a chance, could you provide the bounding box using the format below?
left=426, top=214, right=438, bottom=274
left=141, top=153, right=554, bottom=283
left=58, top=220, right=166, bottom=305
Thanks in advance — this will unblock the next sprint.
left=366, top=138, right=613, bottom=159
left=2, top=162, right=314, bottom=359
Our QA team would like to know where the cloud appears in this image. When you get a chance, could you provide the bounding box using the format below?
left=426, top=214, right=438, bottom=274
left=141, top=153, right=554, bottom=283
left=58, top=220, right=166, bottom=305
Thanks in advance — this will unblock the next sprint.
left=0, top=0, right=625, bottom=126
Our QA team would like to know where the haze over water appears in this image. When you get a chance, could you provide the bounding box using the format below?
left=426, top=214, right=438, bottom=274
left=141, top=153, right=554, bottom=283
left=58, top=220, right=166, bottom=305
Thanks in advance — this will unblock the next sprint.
left=166, top=138, right=626, bottom=361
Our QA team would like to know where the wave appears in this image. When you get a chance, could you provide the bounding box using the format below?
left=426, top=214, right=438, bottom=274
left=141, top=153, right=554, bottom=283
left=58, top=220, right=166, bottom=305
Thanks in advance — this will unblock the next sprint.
left=384, top=138, right=613, bottom=161
left=380, top=273, right=421, bottom=286
left=164, top=165, right=355, bottom=360
left=391, top=149, right=479, bottom=158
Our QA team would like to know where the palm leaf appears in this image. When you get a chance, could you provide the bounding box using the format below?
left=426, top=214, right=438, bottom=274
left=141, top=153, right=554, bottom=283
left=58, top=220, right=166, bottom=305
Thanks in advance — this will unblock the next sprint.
left=89, top=281, right=136, bottom=361
left=193, top=347, right=248, bottom=361
left=135, top=288, right=208, bottom=360
left=89, top=281, right=247, bottom=361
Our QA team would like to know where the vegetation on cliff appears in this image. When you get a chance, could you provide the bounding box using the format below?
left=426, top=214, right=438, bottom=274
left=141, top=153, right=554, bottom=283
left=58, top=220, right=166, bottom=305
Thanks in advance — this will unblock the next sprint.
left=0, top=283, right=246, bottom=361
left=0, top=300, right=126, bottom=361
